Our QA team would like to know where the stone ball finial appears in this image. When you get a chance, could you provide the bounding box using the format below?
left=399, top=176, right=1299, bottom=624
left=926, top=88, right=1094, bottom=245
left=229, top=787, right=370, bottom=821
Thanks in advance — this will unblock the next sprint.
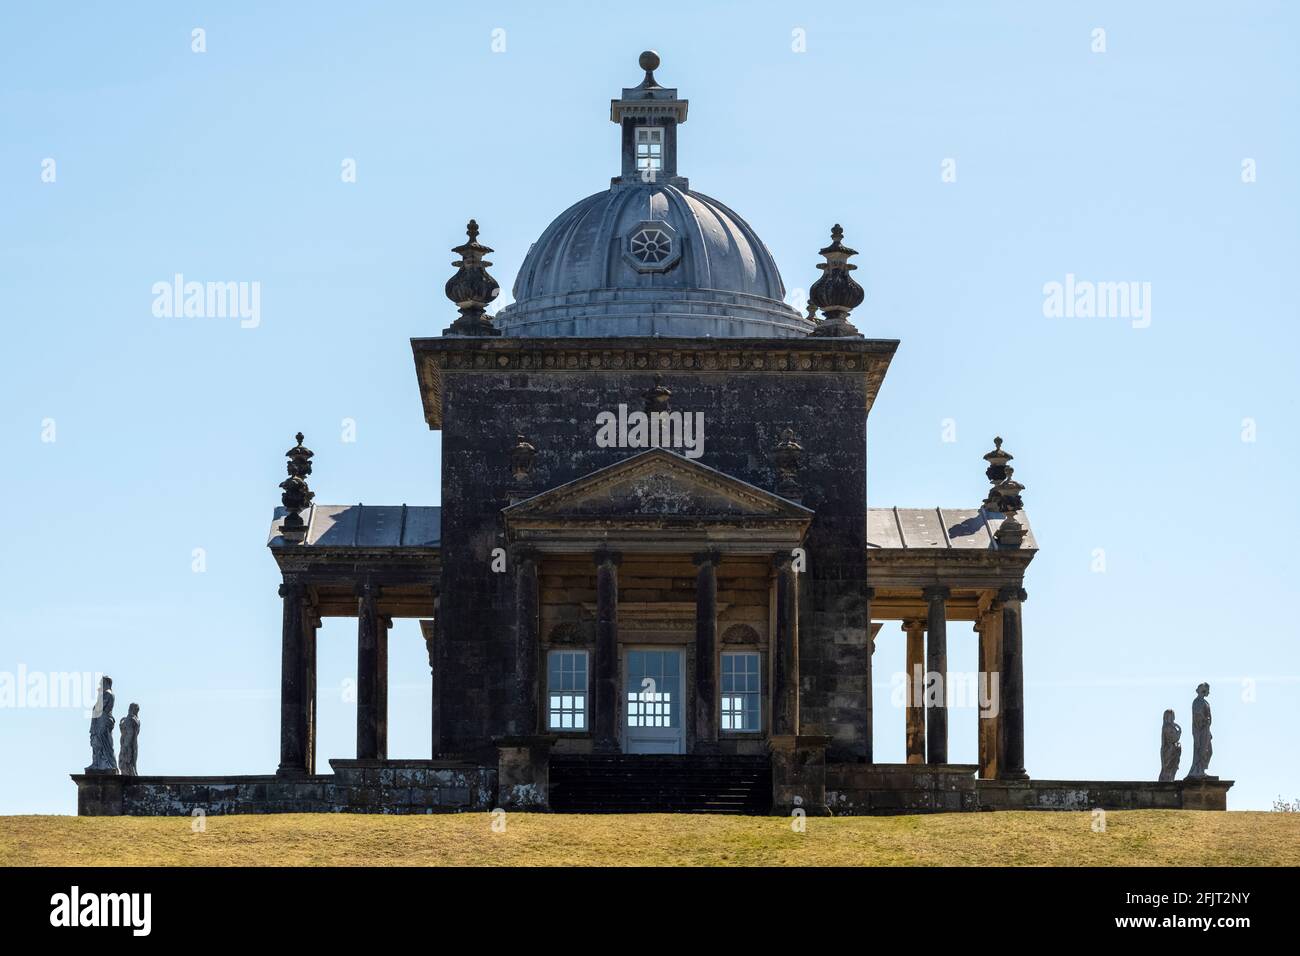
left=639, top=50, right=661, bottom=73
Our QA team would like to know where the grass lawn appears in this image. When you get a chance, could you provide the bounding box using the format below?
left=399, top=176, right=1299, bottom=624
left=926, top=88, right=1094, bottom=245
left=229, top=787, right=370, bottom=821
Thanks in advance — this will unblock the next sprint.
left=2, top=810, right=1296, bottom=866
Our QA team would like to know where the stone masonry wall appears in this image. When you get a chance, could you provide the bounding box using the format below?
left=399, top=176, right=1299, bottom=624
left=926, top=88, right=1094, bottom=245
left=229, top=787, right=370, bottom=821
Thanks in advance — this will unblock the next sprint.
left=72, top=762, right=497, bottom=816
left=825, top=763, right=1233, bottom=814
left=434, top=342, right=872, bottom=759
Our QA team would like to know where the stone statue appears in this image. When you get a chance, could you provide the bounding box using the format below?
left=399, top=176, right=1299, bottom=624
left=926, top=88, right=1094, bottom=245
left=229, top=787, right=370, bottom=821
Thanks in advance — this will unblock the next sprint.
left=118, top=702, right=140, bottom=776
left=1186, top=682, right=1215, bottom=779
left=86, top=676, right=117, bottom=773
left=1158, top=709, right=1181, bottom=782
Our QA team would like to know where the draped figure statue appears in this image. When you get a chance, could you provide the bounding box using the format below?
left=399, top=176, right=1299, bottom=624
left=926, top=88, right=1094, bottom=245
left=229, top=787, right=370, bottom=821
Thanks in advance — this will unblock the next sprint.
left=87, top=676, right=117, bottom=773
left=1186, top=683, right=1214, bottom=779
left=1158, top=709, right=1181, bottom=782
left=118, top=702, right=141, bottom=776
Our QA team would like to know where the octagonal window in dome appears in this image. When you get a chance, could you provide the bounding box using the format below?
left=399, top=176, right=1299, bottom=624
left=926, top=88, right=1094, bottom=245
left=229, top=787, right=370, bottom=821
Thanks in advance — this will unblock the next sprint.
left=630, top=227, right=672, bottom=264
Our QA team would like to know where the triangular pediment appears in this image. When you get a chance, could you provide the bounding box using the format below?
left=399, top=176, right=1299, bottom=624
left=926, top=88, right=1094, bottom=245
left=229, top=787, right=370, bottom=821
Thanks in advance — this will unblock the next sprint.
left=504, top=449, right=811, bottom=523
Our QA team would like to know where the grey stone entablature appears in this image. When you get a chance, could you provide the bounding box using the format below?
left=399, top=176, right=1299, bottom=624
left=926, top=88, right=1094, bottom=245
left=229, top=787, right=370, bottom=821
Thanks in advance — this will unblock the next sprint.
left=411, top=335, right=898, bottom=430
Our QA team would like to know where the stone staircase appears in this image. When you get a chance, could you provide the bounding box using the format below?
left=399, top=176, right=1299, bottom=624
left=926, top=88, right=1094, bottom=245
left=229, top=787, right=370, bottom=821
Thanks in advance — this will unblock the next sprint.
left=549, top=753, right=772, bottom=814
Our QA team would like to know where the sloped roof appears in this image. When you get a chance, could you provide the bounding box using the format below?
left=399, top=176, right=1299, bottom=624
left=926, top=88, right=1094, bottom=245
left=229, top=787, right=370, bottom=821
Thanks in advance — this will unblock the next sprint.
left=267, top=505, right=440, bottom=549
left=867, top=507, right=1036, bottom=551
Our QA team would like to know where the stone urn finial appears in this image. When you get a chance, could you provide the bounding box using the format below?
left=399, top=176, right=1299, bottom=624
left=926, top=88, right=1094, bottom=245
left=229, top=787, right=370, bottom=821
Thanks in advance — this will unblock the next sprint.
left=443, top=219, right=502, bottom=337
left=643, top=374, right=672, bottom=414
left=773, top=428, right=804, bottom=499
left=808, top=224, right=865, bottom=337
left=980, top=435, right=1027, bottom=547
left=983, top=436, right=1013, bottom=483
left=510, top=434, right=536, bottom=483
left=279, top=432, right=315, bottom=534
left=982, top=436, right=1025, bottom=515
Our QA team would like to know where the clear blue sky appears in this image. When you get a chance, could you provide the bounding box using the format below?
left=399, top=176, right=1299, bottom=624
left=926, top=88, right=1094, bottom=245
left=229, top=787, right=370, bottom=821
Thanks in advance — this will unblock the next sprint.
left=2, top=2, right=1296, bottom=813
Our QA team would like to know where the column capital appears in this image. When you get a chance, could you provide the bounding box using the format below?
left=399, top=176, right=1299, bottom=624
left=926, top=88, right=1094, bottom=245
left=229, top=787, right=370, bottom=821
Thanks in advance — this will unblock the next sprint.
left=772, top=550, right=796, bottom=572
left=997, top=585, right=1028, bottom=604
left=922, top=585, right=951, bottom=601
left=510, top=543, right=541, bottom=564
left=278, top=580, right=306, bottom=600
left=355, top=578, right=381, bottom=600
left=593, top=547, right=622, bottom=568
left=901, top=618, right=926, bottom=634
left=692, top=548, right=722, bottom=568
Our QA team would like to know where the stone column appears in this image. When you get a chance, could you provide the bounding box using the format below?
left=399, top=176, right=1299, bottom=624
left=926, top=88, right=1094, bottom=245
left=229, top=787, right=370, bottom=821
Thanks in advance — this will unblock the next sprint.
left=998, top=586, right=1029, bottom=780
left=514, top=546, right=541, bottom=736
left=355, top=581, right=382, bottom=760
left=867, top=617, right=882, bottom=765
left=593, top=548, right=622, bottom=752
left=693, top=549, right=721, bottom=751
left=771, top=551, right=800, bottom=737
left=421, top=609, right=440, bottom=757
left=923, top=586, right=950, bottom=764
left=277, top=580, right=308, bottom=776
left=303, top=607, right=320, bottom=775
left=902, top=619, right=926, bottom=764
left=377, top=615, right=392, bottom=759
left=976, top=605, right=1004, bottom=779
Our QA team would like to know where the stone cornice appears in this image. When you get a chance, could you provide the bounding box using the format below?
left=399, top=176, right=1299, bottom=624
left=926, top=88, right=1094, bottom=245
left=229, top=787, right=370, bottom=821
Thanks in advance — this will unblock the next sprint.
left=867, top=547, right=1033, bottom=591
left=269, top=548, right=440, bottom=576
left=411, top=336, right=898, bottom=429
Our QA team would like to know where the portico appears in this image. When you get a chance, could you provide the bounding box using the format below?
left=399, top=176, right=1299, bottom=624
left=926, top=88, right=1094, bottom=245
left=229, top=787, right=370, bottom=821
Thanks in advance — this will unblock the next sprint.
left=267, top=502, right=441, bottom=776
left=501, top=447, right=811, bottom=757
left=867, top=506, right=1034, bottom=780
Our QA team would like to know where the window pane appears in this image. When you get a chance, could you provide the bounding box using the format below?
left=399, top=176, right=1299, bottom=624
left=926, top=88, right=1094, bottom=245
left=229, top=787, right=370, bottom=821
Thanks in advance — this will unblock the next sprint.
left=720, top=653, right=760, bottom=732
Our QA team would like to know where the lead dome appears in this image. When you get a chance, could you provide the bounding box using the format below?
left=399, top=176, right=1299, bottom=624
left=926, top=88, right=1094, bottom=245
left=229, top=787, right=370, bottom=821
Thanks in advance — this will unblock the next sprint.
left=493, top=53, right=812, bottom=338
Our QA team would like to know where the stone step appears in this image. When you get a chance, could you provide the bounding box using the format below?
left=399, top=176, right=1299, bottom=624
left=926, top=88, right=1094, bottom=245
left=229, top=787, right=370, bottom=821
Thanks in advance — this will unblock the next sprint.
left=549, top=753, right=772, bottom=814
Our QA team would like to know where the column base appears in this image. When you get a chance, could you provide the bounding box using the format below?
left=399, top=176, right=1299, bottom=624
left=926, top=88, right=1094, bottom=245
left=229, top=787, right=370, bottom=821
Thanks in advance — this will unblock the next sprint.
left=998, top=769, right=1029, bottom=781
left=72, top=774, right=124, bottom=816
left=276, top=764, right=309, bottom=778
left=768, top=735, right=831, bottom=816
left=495, top=735, right=558, bottom=810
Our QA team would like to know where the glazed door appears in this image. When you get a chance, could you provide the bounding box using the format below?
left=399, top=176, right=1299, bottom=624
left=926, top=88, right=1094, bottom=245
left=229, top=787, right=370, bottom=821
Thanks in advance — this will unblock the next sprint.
left=623, top=648, right=685, bottom=754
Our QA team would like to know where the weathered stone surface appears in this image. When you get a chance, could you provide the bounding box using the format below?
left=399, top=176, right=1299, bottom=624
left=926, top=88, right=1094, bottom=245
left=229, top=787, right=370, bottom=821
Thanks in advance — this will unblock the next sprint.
left=496, top=737, right=557, bottom=810
left=71, top=762, right=500, bottom=816
left=769, top=735, right=830, bottom=815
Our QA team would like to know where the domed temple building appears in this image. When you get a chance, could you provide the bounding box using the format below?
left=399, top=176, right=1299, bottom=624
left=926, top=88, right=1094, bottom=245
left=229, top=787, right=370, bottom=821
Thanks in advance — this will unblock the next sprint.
left=75, top=53, right=1232, bottom=815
